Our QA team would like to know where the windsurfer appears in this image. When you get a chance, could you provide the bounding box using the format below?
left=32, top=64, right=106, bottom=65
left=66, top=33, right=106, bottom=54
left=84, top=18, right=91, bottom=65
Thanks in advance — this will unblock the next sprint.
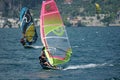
left=39, top=47, right=52, bottom=68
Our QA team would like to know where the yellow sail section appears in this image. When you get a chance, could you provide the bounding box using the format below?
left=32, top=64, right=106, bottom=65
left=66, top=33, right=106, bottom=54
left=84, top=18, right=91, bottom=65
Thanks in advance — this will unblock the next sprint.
left=25, top=23, right=35, bottom=42
left=95, top=3, right=101, bottom=14
left=44, top=49, right=54, bottom=66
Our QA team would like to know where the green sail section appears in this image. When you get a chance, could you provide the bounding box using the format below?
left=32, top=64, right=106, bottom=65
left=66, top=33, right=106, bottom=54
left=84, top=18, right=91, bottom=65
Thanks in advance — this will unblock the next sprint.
left=52, top=48, right=72, bottom=66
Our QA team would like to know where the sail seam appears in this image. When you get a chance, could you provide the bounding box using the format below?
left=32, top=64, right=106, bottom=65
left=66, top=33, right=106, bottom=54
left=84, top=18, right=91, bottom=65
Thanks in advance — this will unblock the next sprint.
left=45, top=36, right=68, bottom=39
left=43, top=11, right=59, bottom=16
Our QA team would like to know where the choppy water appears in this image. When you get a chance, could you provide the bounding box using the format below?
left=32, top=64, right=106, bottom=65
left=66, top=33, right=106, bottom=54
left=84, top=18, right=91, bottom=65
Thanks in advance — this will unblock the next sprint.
left=0, top=27, right=120, bottom=80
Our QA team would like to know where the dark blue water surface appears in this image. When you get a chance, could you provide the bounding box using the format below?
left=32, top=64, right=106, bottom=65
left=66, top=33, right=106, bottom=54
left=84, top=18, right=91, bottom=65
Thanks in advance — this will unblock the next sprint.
left=0, top=27, right=120, bottom=80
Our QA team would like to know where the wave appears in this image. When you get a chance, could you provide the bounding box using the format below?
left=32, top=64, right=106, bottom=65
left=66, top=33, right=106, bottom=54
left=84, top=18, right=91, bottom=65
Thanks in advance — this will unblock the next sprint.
left=31, top=45, right=43, bottom=49
left=63, top=63, right=111, bottom=70
left=71, top=45, right=80, bottom=48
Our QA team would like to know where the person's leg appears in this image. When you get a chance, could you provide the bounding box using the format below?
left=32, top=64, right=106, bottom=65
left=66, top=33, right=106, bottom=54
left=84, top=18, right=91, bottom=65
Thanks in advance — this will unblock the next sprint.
left=44, top=62, right=51, bottom=67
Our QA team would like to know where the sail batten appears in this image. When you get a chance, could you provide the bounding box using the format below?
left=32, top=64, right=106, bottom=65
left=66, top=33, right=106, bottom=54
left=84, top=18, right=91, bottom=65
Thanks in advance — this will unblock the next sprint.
left=40, top=0, right=72, bottom=66
left=43, top=11, right=59, bottom=16
left=44, top=24, right=63, bottom=27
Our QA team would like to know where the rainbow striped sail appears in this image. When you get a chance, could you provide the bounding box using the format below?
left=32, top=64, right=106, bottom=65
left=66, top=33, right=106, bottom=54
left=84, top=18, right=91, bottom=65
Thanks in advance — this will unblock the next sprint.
left=20, top=7, right=38, bottom=45
left=40, top=0, right=72, bottom=66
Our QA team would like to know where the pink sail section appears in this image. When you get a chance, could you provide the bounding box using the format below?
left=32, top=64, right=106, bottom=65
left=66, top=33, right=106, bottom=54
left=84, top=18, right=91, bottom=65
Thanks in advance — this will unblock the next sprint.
left=40, top=0, right=63, bottom=52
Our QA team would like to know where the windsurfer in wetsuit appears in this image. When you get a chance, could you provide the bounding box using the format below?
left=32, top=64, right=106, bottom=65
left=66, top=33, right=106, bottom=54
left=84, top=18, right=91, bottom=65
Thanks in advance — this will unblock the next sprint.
left=39, top=47, right=52, bottom=68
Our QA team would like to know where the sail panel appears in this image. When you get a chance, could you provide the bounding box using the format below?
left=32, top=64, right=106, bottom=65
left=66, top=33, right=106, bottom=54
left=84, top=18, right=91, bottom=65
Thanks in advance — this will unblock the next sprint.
left=25, top=23, right=35, bottom=42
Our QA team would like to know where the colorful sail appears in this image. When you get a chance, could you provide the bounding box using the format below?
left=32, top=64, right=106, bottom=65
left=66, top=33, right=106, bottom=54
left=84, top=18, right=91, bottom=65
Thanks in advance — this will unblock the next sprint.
left=40, top=0, right=72, bottom=66
left=20, top=7, right=38, bottom=45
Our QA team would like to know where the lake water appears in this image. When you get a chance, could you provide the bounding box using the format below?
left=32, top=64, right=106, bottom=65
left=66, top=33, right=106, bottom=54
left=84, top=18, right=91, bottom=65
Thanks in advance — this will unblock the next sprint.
left=0, top=27, right=120, bottom=80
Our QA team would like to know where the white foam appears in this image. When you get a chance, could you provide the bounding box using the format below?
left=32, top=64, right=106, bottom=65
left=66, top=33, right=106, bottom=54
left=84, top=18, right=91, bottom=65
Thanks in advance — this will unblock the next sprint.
left=63, top=63, right=107, bottom=70
left=32, top=46, right=43, bottom=49
left=72, top=46, right=79, bottom=48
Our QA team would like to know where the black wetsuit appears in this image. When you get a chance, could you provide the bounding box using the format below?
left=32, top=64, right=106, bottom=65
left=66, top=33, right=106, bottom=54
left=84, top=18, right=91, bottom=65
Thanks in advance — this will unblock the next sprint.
left=39, top=56, right=48, bottom=67
left=20, top=38, right=26, bottom=46
left=39, top=56, right=58, bottom=69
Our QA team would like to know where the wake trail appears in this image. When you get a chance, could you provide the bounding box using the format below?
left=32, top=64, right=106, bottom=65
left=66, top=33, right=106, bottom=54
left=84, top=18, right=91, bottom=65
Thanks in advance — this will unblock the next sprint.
left=63, top=63, right=113, bottom=70
left=71, top=45, right=80, bottom=48
left=32, top=45, right=43, bottom=49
